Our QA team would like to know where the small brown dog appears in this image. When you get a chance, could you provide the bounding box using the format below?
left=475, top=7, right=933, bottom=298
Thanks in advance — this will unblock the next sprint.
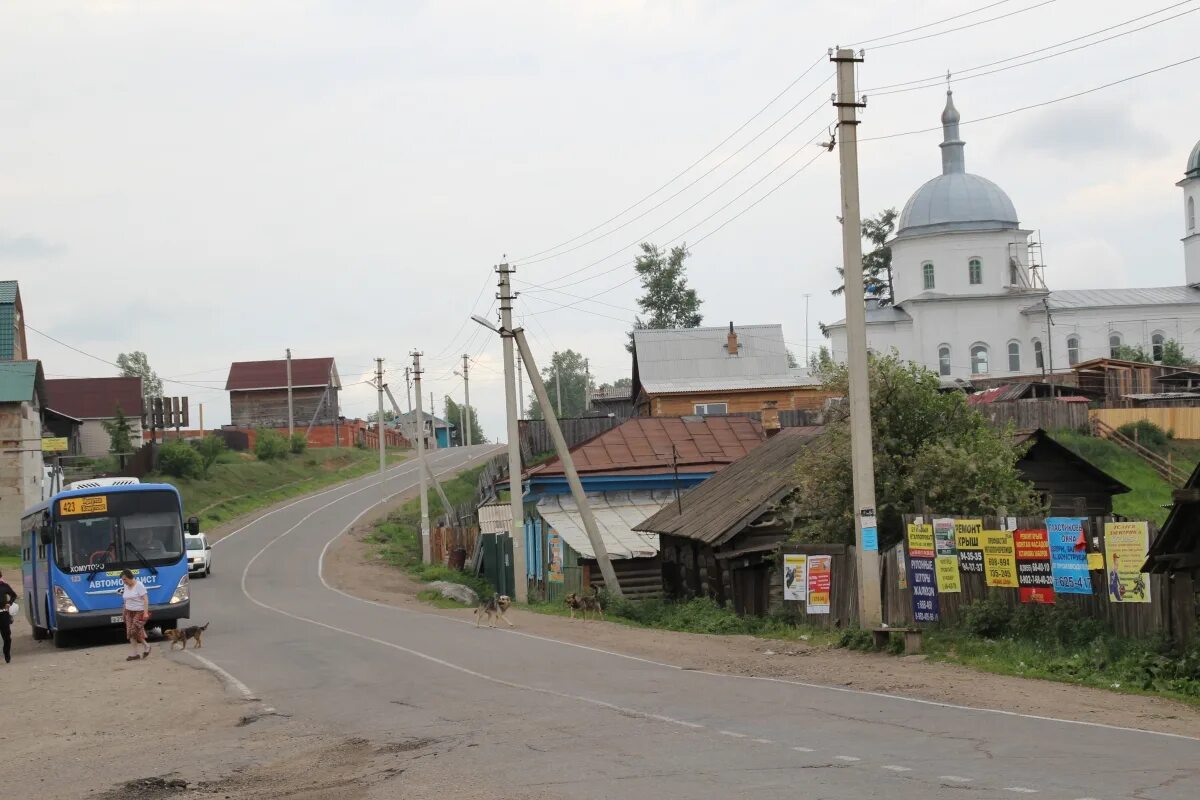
left=564, top=591, right=604, bottom=621
left=474, top=594, right=514, bottom=628
left=164, top=622, right=208, bottom=650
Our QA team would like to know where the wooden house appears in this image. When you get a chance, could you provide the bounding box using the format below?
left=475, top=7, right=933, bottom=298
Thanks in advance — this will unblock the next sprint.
left=226, top=357, right=340, bottom=429
left=44, top=376, right=144, bottom=458
left=1012, top=429, right=1130, bottom=517
left=1144, top=462, right=1200, bottom=636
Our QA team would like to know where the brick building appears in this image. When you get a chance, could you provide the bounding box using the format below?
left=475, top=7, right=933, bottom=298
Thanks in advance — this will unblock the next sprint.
left=226, top=357, right=340, bottom=429
left=0, top=361, right=46, bottom=545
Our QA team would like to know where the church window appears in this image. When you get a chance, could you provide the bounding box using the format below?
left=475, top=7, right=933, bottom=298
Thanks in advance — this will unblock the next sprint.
left=938, top=345, right=951, bottom=376
left=1067, top=335, right=1081, bottom=366
left=1109, top=333, right=1122, bottom=358
left=1007, top=341, right=1020, bottom=372
left=1190, top=197, right=1196, bottom=232
left=1152, top=332, right=1166, bottom=362
left=970, top=344, right=989, bottom=375
left=969, top=258, right=983, bottom=285
left=922, top=262, right=935, bottom=290
left=1033, top=338, right=1044, bottom=370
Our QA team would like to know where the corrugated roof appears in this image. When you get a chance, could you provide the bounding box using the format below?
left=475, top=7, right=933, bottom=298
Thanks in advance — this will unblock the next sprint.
left=394, top=410, right=452, bottom=429
left=226, top=357, right=339, bottom=391
left=0, top=360, right=45, bottom=404
left=528, top=415, right=766, bottom=477
left=641, top=372, right=819, bottom=395
left=824, top=304, right=914, bottom=329
left=1023, top=286, right=1200, bottom=312
left=634, top=427, right=825, bottom=544
left=633, top=324, right=791, bottom=389
left=478, top=503, right=512, bottom=535
left=537, top=491, right=672, bottom=559
left=44, top=376, right=143, bottom=418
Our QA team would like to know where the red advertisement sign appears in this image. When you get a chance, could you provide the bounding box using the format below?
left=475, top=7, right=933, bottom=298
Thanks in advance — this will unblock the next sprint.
left=1015, top=529, right=1055, bottom=605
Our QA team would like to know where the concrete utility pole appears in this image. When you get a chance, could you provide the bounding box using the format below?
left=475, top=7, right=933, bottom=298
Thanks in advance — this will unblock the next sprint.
left=404, top=367, right=413, bottom=412
left=198, top=403, right=204, bottom=435
left=516, top=350, right=524, bottom=418
left=554, top=360, right=563, bottom=418
left=286, top=348, right=294, bottom=437
left=833, top=47, right=882, bottom=629
left=462, top=354, right=472, bottom=446
left=375, top=358, right=386, bottom=499
left=412, top=350, right=431, bottom=562
left=497, top=263, right=527, bottom=602
left=451, top=395, right=464, bottom=447
left=584, top=358, right=591, bottom=413
left=430, top=391, right=438, bottom=450
left=803, top=294, right=812, bottom=366
left=514, top=328, right=622, bottom=598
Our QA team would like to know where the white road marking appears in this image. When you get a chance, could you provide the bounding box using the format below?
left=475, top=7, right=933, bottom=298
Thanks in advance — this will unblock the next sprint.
left=881, top=765, right=912, bottom=772
left=939, top=775, right=972, bottom=783
left=835, top=756, right=861, bottom=762
left=792, top=746, right=816, bottom=753
left=718, top=731, right=748, bottom=738
left=752, top=738, right=774, bottom=744
left=1004, top=788, right=1039, bottom=794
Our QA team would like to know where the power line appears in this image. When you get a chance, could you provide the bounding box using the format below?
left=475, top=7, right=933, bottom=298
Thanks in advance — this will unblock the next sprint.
left=848, top=0, right=1020, bottom=47
left=867, top=0, right=1060, bottom=51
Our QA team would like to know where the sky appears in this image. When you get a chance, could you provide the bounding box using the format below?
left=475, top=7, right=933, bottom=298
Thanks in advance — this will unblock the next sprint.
left=2, top=0, right=1198, bottom=441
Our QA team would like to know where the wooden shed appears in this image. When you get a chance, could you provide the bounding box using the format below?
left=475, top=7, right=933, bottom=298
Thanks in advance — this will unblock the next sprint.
left=1013, top=428, right=1130, bottom=517
left=226, top=357, right=340, bottom=429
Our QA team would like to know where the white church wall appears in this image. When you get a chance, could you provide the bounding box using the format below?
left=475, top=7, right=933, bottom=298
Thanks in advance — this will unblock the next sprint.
left=1039, top=305, right=1200, bottom=369
left=891, top=229, right=1032, bottom=305
left=908, top=296, right=1042, bottom=379
left=1182, top=175, right=1200, bottom=286
left=825, top=320, right=915, bottom=365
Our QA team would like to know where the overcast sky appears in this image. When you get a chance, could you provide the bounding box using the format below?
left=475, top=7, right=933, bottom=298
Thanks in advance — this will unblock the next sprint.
left=3, top=1, right=1198, bottom=440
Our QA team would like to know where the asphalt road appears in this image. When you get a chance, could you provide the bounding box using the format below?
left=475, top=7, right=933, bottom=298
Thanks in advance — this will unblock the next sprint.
left=194, top=444, right=1199, bottom=800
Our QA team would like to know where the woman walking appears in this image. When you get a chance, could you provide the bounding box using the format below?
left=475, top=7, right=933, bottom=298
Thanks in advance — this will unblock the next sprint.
left=0, top=570, right=16, bottom=664
left=120, top=569, right=150, bottom=661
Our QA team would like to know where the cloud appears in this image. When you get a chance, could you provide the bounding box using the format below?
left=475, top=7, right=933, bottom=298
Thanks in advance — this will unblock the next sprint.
left=0, top=232, right=63, bottom=259
left=1005, top=103, right=1166, bottom=160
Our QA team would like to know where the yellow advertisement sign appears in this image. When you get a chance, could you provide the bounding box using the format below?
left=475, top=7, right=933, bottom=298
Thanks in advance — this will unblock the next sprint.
left=1104, top=521, right=1151, bottom=603
left=1087, top=552, right=1105, bottom=571
left=956, top=519, right=984, bottom=574
left=982, top=530, right=1018, bottom=588
left=906, top=523, right=935, bottom=556
left=58, top=495, right=108, bottom=516
left=935, top=556, right=961, bottom=592
left=41, top=437, right=69, bottom=452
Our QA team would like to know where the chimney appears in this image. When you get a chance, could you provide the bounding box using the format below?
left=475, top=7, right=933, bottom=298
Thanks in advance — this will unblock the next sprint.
left=726, top=321, right=739, bottom=355
left=761, top=399, right=780, bottom=435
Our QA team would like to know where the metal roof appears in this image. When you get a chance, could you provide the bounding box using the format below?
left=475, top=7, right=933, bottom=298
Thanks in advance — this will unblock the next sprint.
left=226, top=357, right=340, bottom=391
left=640, top=372, right=819, bottom=395
left=632, top=324, right=791, bottom=389
left=823, top=304, right=913, bottom=329
left=634, top=428, right=825, bottom=545
left=0, top=360, right=45, bottom=404
left=537, top=491, right=673, bottom=559
left=0, top=281, right=18, bottom=305
left=44, top=376, right=142, bottom=417
left=1187, top=138, right=1200, bottom=179
left=1023, top=286, right=1200, bottom=313
left=394, top=410, right=453, bottom=429
left=478, top=503, right=512, bottom=535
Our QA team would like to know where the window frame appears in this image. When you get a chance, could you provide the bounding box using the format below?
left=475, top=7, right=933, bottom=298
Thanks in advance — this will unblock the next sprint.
left=1190, top=196, right=1196, bottom=232
left=1152, top=331, right=1166, bottom=362
left=693, top=402, right=729, bottom=416
left=1033, top=338, right=1044, bottom=370
left=970, top=343, right=990, bottom=375
left=1007, top=340, right=1020, bottom=372
left=1066, top=334, right=1081, bottom=366
left=922, top=262, right=935, bottom=290
left=1109, top=332, right=1122, bottom=359
left=968, top=257, right=983, bottom=285
left=937, top=345, right=952, bottom=377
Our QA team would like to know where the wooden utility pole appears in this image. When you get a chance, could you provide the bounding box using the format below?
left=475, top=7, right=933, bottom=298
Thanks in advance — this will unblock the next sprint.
left=375, top=358, right=385, bottom=504
left=498, top=263, right=527, bottom=602
left=286, top=348, right=295, bottom=437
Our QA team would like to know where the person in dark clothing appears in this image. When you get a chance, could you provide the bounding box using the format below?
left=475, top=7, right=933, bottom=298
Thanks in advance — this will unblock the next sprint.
left=0, top=569, right=17, bottom=664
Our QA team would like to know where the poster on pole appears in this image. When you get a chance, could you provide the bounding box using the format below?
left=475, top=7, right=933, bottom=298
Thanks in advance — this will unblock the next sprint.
left=907, top=523, right=939, bottom=623
left=806, top=555, right=831, bottom=614
left=982, top=530, right=1018, bottom=588
left=1104, top=521, right=1151, bottom=603
left=1046, top=517, right=1092, bottom=595
left=896, top=546, right=908, bottom=590
left=1015, top=529, right=1055, bottom=604
left=955, top=518, right=985, bottom=574
left=783, top=554, right=807, bottom=602
left=546, top=532, right=564, bottom=584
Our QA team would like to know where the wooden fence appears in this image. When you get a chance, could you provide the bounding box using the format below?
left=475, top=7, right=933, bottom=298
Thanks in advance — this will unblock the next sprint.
left=430, top=526, right=480, bottom=567
left=1090, top=406, right=1200, bottom=440
left=518, top=417, right=623, bottom=464
left=976, top=400, right=1089, bottom=432
left=882, top=515, right=1195, bottom=644
left=772, top=543, right=859, bottom=629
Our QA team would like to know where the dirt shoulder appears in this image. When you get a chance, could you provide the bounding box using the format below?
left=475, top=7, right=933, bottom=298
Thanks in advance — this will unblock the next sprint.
left=326, top=528, right=1200, bottom=740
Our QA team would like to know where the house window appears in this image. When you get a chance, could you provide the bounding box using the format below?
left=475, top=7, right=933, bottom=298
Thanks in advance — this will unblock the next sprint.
left=1152, top=331, right=1166, bottom=362
left=938, top=345, right=951, bottom=376
left=970, top=344, right=989, bottom=375
left=1033, top=338, right=1044, bottom=370
left=1109, top=333, right=1122, bottom=358
left=969, top=258, right=983, bottom=285
left=922, top=262, right=935, bottom=290
left=693, top=403, right=728, bottom=416
left=1190, top=196, right=1196, bottom=232
left=1067, top=335, right=1080, bottom=366
left=1007, top=341, right=1020, bottom=372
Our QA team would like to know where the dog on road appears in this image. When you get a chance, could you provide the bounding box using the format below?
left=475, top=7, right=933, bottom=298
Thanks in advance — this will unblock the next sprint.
left=564, top=591, right=604, bottom=622
left=474, top=594, right=514, bottom=628
left=164, top=622, right=209, bottom=650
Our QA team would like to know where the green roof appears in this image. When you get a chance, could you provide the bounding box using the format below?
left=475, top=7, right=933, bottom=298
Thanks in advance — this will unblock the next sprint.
left=0, top=360, right=44, bottom=404
left=0, top=281, right=18, bottom=305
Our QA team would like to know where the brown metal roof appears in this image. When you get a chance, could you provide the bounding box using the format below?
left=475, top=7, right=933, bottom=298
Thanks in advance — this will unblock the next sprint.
left=44, top=376, right=144, bottom=418
left=226, top=357, right=339, bottom=391
left=527, top=415, right=766, bottom=477
left=634, top=427, right=825, bottom=544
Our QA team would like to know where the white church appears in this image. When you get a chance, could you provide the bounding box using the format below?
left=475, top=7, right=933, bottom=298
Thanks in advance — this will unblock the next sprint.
left=826, top=90, right=1200, bottom=380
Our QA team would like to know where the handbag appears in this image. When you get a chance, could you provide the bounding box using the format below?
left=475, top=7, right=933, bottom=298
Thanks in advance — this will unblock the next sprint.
left=6, top=602, right=17, bottom=620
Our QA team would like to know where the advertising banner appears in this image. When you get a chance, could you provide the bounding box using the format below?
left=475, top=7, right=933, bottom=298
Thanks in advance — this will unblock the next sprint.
left=982, top=530, right=1018, bottom=588
left=1104, top=521, right=1151, bottom=603
left=783, top=554, right=807, bottom=602
left=907, top=524, right=939, bottom=623
left=806, top=555, right=831, bottom=614
left=1046, top=517, right=1092, bottom=595
left=1015, top=529, right=1055, bottom=604
left=955, top=519, right=985, bottom=574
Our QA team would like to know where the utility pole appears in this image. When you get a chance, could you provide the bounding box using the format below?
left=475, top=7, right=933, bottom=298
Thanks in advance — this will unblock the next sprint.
left=498, top=263, right=527, bottom=602
left=833, top=47, right=882, bottom=629
left=516, top=350, right=524, bottom=418
left=430, top=391, right=438, bottom=450
left=803, top=293, right=812, bottom=367
left=462, top=354, right=472, bottom=446
left=555, top=360, right=563, bottom=418
left=198, top=403, right=204, bottom=435
left=1043, top=298, right=1055, bottom=386
left=404, top=367, right=413, bottom=411
left=286, top=348, right=295, bottom=437
left=451, top=395, right=463, bottom=447
left=584, top=358, right=591, bottom=413
left=412, top=350, right=430, bottom=562
left=375, top=358, right=385, bottom=501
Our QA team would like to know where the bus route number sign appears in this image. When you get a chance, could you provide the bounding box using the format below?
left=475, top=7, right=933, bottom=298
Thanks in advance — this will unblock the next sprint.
left=59, top=496, right=108, bottom=516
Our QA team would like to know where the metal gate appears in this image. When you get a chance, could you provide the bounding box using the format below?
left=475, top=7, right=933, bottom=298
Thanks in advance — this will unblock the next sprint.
left=479, top=533, right=515, bottom=597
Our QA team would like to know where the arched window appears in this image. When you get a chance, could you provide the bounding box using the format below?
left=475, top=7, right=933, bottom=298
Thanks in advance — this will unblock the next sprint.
left=938, top=345, right=951, bottom=376
left=1067, top=335, right=1081, bottom=366
left=970, top=343, right=989, bottom=375
left=969, top=258, right=983, bottom=285
left=1152, top=331, right=1166, bottom=362
left=1109, top=332, right=1123, bottom=358
left=1190, top=196, right=1196, bottom=232
left=1033, top=338, right=1044, bottom=370
left=1007, top=341, right=1020, bottom=372
left=922, top=262, right=935, bottom=290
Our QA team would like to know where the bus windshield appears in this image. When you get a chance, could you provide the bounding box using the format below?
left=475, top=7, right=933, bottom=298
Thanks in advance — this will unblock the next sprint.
left=54, top=491, right=184, bottom=573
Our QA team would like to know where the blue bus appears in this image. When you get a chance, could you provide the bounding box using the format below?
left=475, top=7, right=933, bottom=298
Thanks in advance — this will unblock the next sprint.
left=20, top=482, right=195, bottom=647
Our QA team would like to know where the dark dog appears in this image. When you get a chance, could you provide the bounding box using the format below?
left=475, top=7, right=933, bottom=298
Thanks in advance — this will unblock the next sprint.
left=564, top=591, right=604, bottom=621
left=164, top=622, right=208, bottom=650
left=474, top=594, right=514, bottom=628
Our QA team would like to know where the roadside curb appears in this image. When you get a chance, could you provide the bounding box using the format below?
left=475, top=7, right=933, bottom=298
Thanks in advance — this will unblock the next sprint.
left=183, top=651, right=259, bottom=701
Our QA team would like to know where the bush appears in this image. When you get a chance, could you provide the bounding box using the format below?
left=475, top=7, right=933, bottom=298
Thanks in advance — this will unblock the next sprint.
left=158, top=440, right=203, bottom=479
left=1116, top=420, right=1171, bottom=451
left=254, top=429, right=290, bottom=461
left=195, top=435, right=226, bottom=478
left=960, top=596, right=1012, bottom=639
left=289, top=432, right=308, bottom=454
left=837, top=627, right=877, bottom=651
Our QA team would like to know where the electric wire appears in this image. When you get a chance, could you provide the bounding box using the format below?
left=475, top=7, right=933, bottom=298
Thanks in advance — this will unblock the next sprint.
left=866, top=0, right=1060, bottom=51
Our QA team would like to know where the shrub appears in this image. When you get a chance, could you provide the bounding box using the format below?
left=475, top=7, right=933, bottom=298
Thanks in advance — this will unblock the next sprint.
left=289, top=432, right=308, bottom=454
left=1116, top=420, right=1171, bottom=451
left=195, top=435, right=226, bottom=478
left=837, top=627, right=876, bottom=651
left=158, top=440, right=202, bottom=479
left=254, top=429, right=290, bottom=461
left=959, top=596, right=1012, bottom=639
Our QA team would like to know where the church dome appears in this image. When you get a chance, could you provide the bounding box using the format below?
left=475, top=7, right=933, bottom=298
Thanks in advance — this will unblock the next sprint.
left=1186, top=138, right=1200, bottom=179
left=895, top=90, right=1020, bottom=239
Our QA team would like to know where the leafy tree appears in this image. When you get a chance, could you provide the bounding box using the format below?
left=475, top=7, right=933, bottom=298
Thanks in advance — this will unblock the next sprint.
left=598, top=377, right=632, bottom=392
left=626, top=242, right=703, bottom=352
left=1111, top=344, right=1153, bottom=363
left=831, top=208, right=898, bottom=305
left=102, top=404, right=135, bottom=455
left=289, top=432, right=308, bottom=454
left=195, top=435, right=226, bottom=478
left=116, top=351, right=163, bottom=405
left=254, top=429, right=289, bottom=461
left=367, top=409, right=398, bottom=423
left=1160, top=339, right=1196, bottom=367
left=445, top=397, right=486, bottom=444
left=527, top=349, right=592, bottom=420
left=808, top=345, right=835, bottom=373
left=792, top=353, right=1042, bottom=547
left=158, top=440, right=202, bottom=479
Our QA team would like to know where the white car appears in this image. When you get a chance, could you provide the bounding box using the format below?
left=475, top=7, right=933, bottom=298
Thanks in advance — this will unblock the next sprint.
left=185, top=533, right=212, bottom=577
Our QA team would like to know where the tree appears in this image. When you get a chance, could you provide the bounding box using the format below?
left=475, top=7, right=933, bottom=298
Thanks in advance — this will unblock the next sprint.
left=367, top=409, right=398, bottom=423
left=626, top=242, right=703, bottom=352
left=597, top=377, right=632, bottom=393
left=831, top=208, right=898, bottom=305
left=157, top=440, right=202, bottom=479
left=445, top=397, right=486, bottom=444
left=791, top=353, right=1042, bottom=548
left=527, top=349, right=592, bottom=420
left=808, top=345, right=835, bottom=373
left=254, top=429, right=289, bottom=460
left=1160, top=339, right=1196, bottom=367
left=196, top=435, right=226, bottom=478
left=116, top=351, right=163, bottom=404
left=102, top=404, right=135, bottom=455
left=1112, top=344, right=1153, bottom=363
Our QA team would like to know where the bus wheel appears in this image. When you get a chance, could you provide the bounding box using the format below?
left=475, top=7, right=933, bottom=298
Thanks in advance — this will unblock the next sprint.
left=53, top=629, right=73, bottom=649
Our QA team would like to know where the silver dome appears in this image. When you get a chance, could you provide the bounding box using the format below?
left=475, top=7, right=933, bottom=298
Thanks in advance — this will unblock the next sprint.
left=1187, top=138, right=1200, bottom=179
left=895, top=90, right=1020, bottom=239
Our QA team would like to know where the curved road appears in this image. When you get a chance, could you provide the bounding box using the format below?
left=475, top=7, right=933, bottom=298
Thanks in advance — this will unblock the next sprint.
left=194, top=444, right=1197, bottom=799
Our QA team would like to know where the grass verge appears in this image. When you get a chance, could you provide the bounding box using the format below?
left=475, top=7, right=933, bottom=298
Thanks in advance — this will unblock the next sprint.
left=1053, top=430, right=1177, bottom=525
left=0, top=544, right=19, bottom=574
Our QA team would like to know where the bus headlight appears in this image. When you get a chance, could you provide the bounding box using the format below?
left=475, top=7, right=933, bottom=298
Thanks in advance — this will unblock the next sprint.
left=169, top=576, right=190, bottom=605
left=53, top=586, right=78, bottom=614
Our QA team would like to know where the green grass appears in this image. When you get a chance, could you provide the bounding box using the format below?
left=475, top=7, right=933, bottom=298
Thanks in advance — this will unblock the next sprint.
left=1052, top=430, right=1179, bottom=525
left=155, top=447, right=409, bottom=528
left=0, top=544, right=19, bottom=575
